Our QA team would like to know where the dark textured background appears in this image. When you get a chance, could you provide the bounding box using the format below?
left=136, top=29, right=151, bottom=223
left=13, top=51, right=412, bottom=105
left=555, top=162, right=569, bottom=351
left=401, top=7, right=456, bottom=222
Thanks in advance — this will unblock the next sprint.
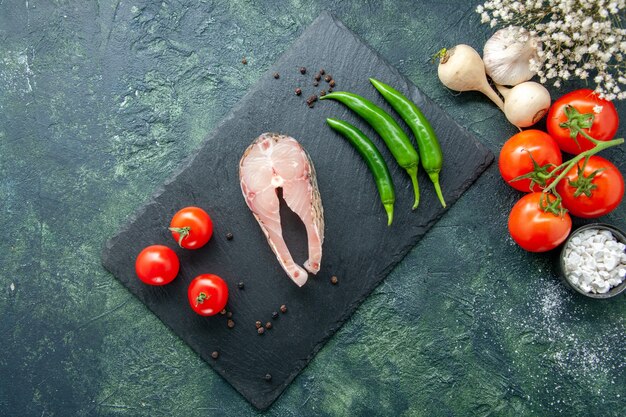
left=1, top=1, right=624, bottom=416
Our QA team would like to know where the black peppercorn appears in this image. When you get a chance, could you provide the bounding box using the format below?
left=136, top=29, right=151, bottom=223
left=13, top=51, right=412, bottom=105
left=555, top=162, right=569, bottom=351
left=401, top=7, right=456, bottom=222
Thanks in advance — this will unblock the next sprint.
left=255, top=321, right=262, bottom=329
left=314, top=73, right=321, bottom=81
left=272, top=311, right=279, bottom=319
left=329, top=79, right=336, bottom=87
left=237, top=282, right=244, bottom=289
left=226, top=311, right=233, bottom=318
left=319, top=68, right=325, bottom=75
left=299, top=67, right=306, bottom=74
left=226, top=232, right=234, bottom=240
left=241, top=57, right=247, bottom=65
left=324, top=74, right=332, bottom=82
left=306, top=94, right=318, bottom=108
left=320, top=90, right=326, bottom=97
left=280, top=304, right=287, bottom=313
left=227, top=319, right=235, bottom=328
left=295, top=88, right=302, bottom=96
left=273, top=72, right=280, bottom=79
left=211, top=351, right=219, bottom=359
left=257, top=327, right=265, bottom=335
left=220, top=309, right=227, bottom=315
left=264, top=373, right=272, bottom=381
left=313, top=80, right=319, bottom=87
left=331, top=275, right=338, bottom=285
left=265, top=322, right=272, bottom=330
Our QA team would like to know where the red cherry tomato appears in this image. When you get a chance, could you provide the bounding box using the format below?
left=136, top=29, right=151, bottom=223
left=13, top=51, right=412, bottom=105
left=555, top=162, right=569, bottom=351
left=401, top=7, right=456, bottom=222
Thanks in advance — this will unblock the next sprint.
left=499, top=130, right=562, bottom=192
left=547, top=89, right=619, bottom=155
left=556, top=155, right=624, bottom=218
left=169, top=206, right=213, bottom=250
left=135, top=245, right=180, bottom=285
left=508, top=192, right=572, bottom=252
left=187, top=274, right=229, bottom=316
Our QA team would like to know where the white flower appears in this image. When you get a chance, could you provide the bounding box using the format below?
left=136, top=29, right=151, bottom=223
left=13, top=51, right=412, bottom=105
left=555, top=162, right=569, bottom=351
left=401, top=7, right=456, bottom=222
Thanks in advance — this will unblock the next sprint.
left=477, top=0, right=626, bottom=100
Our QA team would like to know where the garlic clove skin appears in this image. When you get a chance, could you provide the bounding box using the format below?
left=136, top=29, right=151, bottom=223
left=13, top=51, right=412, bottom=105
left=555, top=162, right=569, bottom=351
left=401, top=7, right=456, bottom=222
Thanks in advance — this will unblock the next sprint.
left=483, top=26, right=540, bottom=86
left=497, top=82, right=551, bottom=128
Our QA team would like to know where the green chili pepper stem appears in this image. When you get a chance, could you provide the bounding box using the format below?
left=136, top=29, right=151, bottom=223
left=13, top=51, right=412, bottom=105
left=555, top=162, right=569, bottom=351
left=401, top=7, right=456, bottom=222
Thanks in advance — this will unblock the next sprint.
left=369, top=78, right=446, bottom=208
left=321, top=92, right=420, bottom=210
left=428, top=172, right=446, bottom=208
left=326, top=118, right=396, bottom=225
left=384, top=203, right=394, bottom=226
left=407, top=165, right=420, bottom=210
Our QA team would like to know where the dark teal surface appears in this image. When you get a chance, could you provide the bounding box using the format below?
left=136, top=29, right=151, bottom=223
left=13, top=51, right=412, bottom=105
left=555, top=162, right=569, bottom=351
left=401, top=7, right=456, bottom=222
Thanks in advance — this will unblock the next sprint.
left=1, top=1, right=625, bottom=416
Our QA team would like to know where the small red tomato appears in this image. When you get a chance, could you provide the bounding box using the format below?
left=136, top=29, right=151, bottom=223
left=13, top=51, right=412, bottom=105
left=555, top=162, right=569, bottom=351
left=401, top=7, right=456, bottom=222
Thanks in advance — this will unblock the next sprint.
left=135, top=245, right=180, bottom=285
left=508, top=192, right=572, bottom=252
left=547, top=89, right=619, bottom=154
left=499, top=130, right=562, bottom=192
left=556, top=155, right=624, bottom=218
left=169, top=206, right=213, bottom=250
left=188, top=274, right=229, bottom=316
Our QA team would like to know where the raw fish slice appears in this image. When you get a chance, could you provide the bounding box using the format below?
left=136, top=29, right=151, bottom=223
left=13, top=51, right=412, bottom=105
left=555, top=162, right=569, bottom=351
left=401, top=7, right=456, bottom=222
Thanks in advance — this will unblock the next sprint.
left=239, top=133, right=324, bottom=286
left=244, top=185, right=309, bottom=286
left=282, top=176, right=323, bottom=274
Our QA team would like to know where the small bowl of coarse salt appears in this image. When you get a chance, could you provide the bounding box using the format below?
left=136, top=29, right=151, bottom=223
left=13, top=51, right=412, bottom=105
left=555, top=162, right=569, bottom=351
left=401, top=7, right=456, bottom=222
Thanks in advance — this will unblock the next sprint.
left=560, top=223, right=626, bottom=299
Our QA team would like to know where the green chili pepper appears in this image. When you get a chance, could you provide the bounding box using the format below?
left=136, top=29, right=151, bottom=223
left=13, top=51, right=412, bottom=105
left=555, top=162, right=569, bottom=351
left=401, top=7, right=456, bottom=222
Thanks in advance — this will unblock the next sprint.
left=326, top=118, right=395, bottom=225
left=320, top=92, right=420, bottom=209
left=370, top=78, right=446, bottom=208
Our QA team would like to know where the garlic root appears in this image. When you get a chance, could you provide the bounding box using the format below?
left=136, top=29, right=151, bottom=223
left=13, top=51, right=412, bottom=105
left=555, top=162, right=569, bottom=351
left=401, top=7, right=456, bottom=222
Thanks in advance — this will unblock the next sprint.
left=437, top=45, right=504, bottom=110
left=496, top=82, right=551, bottom=128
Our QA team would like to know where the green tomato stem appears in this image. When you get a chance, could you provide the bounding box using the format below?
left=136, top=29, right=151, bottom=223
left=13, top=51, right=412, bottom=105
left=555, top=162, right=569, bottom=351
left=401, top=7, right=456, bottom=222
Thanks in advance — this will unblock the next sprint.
left=575, top=127, right=602, bottom=145
left=168, top=226, right=191, bottom=247
left=195, top=291, right=210, bottom=306
left=543, top=137, right=624, bottom=195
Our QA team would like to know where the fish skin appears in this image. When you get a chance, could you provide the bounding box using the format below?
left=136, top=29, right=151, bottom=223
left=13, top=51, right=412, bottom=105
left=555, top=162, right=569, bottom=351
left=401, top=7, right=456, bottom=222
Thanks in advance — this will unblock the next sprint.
left=239, top=133, right=324, bottom=287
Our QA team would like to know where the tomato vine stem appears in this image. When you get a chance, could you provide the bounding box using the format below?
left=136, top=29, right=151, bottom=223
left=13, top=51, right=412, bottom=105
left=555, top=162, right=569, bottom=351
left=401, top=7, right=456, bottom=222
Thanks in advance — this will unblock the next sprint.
left=542, top=137, right=624, bottom=195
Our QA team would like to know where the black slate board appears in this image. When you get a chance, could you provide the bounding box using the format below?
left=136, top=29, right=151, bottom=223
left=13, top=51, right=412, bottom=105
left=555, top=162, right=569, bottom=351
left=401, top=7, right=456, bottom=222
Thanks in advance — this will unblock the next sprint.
left=102, top=12, right=493, bottom=410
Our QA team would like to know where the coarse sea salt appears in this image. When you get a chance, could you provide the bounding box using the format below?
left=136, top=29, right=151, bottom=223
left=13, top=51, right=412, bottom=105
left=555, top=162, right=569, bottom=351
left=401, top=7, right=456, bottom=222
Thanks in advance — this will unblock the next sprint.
left=563, top=228, right=626, bottom=294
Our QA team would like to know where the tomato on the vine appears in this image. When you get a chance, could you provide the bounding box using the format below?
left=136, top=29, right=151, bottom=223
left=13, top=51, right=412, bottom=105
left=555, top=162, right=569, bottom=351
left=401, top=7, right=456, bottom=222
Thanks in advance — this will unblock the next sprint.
left=499, top=130, right=562, bottom=192
left=547, top=89, right=619, bottom=155
left=169, top=206, right=213, bottom=250
left=188, top=274, right=229, bottom=316
left=135, top=245, right=180, bottom=285
left=556, top=155, right=624, bottom=218
left=508, top=192, right=572, bottom=252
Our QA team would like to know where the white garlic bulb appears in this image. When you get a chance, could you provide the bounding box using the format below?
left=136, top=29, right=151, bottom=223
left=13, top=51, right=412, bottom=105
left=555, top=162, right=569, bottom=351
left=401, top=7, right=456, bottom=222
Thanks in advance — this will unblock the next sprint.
left=483, top=26, right=540, bottom=86
left=497, top=82, right=551, bottom=128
